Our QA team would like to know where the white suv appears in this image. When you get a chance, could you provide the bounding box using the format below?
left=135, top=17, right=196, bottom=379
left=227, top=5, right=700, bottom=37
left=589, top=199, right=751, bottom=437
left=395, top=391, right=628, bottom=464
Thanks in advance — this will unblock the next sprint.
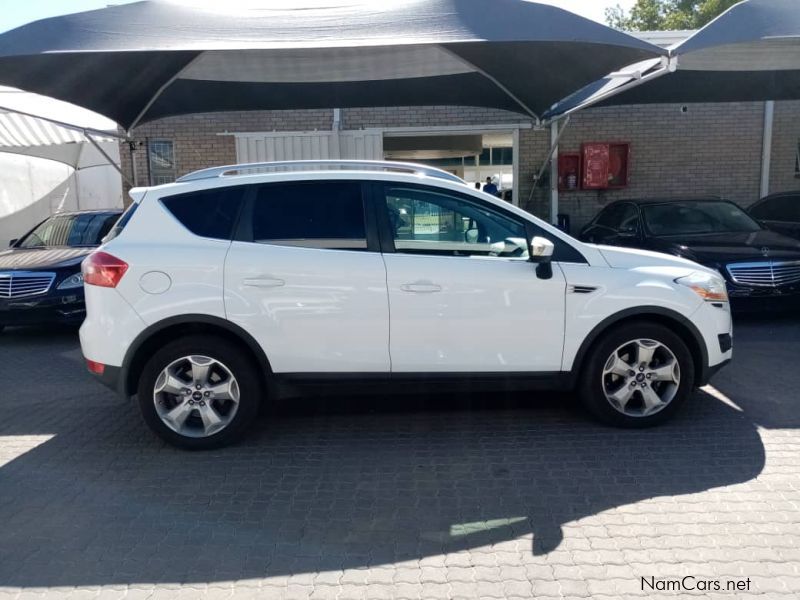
left=80, top=160, right=732, bottom=449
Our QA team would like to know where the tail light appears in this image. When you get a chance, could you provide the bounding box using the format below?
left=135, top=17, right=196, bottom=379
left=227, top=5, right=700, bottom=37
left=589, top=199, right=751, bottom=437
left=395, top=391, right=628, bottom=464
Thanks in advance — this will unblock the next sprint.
left=83, top=251, right=128, bottom=288
left=86, top=359, right=105, bottom=375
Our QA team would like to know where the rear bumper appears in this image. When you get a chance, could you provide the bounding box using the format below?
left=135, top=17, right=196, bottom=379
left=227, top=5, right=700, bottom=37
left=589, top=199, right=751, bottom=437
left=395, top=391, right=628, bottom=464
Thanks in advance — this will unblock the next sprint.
left=88, top=364, right=123, bottom=393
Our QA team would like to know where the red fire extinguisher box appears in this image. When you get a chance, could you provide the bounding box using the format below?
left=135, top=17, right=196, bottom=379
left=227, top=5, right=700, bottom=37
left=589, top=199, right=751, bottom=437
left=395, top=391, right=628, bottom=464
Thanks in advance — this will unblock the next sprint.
left=581, top=142, right=630, bottom=189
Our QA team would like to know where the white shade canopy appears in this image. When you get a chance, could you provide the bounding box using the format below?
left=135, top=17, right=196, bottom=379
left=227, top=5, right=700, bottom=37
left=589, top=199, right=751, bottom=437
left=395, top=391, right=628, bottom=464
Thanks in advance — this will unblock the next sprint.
left=0, top=87, right=118, bottom=169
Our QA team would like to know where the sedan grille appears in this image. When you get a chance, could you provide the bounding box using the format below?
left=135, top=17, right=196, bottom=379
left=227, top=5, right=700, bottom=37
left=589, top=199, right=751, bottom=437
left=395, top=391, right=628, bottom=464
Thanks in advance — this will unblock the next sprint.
left=726, top=261, right=800, bottom=287
left=0, top=272, right=56, bottom=298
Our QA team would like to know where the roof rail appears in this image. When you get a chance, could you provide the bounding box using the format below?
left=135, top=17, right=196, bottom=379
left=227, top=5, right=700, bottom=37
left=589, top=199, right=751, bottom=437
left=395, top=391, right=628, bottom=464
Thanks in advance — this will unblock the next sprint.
left=176, top=160, right=465, bottom=185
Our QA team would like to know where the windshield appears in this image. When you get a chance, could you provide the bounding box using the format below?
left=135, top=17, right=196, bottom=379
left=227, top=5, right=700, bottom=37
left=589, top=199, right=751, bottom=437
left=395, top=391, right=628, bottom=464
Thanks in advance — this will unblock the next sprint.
left=643, top=201, right=762, bottom=236
left=18, top=213, right=119, bottom=249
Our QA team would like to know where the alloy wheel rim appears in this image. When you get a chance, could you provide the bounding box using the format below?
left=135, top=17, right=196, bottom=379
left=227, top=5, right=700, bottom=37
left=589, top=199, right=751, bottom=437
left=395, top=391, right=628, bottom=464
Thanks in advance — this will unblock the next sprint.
left=601, top=338, right=680, bottom=418
left=153, top=355, right=240, bottom=438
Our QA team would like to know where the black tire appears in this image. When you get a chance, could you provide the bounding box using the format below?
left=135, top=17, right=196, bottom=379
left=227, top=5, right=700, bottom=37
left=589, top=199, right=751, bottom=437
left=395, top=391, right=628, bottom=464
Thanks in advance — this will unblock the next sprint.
left=137, top=335, right=263, bottom=449
left=578, top=321, right=695, bottom=428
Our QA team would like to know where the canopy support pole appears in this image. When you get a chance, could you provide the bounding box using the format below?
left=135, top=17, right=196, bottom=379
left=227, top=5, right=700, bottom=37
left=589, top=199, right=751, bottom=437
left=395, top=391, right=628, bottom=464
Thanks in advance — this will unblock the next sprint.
left=542, top=56, right=677, bottom=125
left=549, top=121, right=559, bottom=226
left=528, top=116, right=569, bottom=216
left=85, top=131, right=133, bottom=188
left=760, top=100, right=774, bottom=198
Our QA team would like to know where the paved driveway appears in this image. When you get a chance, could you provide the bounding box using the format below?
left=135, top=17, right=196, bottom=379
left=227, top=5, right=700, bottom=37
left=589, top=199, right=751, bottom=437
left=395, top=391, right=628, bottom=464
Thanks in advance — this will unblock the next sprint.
left=0, top=318, right=798, bottom=599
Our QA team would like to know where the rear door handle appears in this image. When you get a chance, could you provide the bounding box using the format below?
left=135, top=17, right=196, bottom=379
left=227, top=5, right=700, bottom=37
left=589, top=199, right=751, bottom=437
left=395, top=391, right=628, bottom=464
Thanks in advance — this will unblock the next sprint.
left=400, top=282, right=442, bottom=293
left=243, top=277, right=285, bottom=288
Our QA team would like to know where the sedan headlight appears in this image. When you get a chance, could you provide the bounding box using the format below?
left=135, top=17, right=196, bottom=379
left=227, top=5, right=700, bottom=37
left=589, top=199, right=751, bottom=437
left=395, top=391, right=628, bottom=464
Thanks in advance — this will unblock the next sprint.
left=676, top=271, right=728, bottom=302
left=57, top=272, right=84, bottom=290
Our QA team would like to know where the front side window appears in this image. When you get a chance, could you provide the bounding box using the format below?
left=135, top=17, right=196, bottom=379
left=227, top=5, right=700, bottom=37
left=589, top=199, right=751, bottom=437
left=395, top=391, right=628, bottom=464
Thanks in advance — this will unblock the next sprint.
left=643, top=201, right=762, bottom=236
left=596, top=203, right=638, bottom=232
left=18, top=213, right=119, bottom=249
left=148, top=139, right=176, bottom=185
left=251, top=181, right=367, bottom=250
left=382, top=185, right=528, bottom=258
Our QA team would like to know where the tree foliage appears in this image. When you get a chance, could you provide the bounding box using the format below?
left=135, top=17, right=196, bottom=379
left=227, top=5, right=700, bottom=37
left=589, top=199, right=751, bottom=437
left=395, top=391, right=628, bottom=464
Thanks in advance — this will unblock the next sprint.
left=606, top=0, right=741, bottom=31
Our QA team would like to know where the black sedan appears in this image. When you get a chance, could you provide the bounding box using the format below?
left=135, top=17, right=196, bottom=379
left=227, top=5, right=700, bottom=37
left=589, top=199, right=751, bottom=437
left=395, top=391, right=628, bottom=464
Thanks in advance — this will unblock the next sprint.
left=749, top=191, right=800, bottom=240
left=579, top=198, right=800, bottom=309
left=0, top=209, right=122, bottom=332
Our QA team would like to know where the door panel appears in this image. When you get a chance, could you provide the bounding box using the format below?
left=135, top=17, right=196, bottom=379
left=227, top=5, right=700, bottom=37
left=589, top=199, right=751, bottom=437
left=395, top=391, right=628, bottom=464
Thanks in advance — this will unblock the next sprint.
left=384, top=254, right=566, bottom=372
left=224, top=180, right=389, bottom=373
left=225, top=243, right=389, bottom=372
left=376, top=182, right=566, bottom=373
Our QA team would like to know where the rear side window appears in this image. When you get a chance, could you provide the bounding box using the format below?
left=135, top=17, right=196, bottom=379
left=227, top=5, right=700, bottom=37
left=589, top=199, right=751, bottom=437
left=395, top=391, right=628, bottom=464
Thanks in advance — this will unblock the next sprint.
left=250, top=181, right=366, bottom=250
left=162, top=187, right=244, bottom=240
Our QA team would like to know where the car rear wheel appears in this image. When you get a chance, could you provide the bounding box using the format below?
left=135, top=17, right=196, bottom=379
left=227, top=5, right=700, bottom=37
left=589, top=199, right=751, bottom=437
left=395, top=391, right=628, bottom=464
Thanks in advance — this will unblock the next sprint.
left=137, top=335, right=262, bottom=449
left=578, top=322, right=695, bottom=427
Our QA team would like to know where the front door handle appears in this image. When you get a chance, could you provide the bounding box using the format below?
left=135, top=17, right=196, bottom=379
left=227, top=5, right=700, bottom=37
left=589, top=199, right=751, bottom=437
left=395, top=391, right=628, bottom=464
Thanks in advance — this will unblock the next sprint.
left=243, top=277, right=285, bottom=288
left=400, top=282, right=442, bottom=293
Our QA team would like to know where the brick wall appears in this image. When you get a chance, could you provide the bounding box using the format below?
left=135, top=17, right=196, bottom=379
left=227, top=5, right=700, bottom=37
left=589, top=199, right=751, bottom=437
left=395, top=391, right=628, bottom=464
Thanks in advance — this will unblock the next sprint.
left=541, top=102, right=767, bottom=230
left=769, top=100, right=800, bottom=194
left=120, top=101, right=799, bottom=232
left=120, top=109, right=334, bottom=189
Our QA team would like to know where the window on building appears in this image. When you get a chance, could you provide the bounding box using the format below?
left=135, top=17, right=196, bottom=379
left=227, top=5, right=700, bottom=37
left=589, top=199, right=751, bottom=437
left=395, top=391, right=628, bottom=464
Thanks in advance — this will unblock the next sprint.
left=148, top=139, right=176, bottom=185
left=251, top=181, right=367, bottom=250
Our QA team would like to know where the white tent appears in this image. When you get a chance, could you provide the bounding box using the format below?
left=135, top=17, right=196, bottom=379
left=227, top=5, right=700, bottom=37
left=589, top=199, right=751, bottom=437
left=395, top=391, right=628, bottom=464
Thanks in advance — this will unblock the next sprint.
left=0, top=87, right=123, bottom=246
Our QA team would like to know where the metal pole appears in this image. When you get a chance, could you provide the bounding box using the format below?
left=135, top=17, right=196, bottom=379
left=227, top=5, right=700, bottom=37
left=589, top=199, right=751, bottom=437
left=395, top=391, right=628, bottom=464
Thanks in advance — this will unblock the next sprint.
left=549, top=121, right=559, bottom=225
left=129, top=141, right=139, bottom=187
left=760, top=101, right=774, bottom=199
left=84, top=132, right=133, bottom=188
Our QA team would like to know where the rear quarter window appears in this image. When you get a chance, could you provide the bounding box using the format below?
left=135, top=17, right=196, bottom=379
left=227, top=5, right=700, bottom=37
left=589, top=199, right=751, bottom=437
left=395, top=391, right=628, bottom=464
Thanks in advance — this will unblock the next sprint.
left=161, top=187, right=245, bottom=240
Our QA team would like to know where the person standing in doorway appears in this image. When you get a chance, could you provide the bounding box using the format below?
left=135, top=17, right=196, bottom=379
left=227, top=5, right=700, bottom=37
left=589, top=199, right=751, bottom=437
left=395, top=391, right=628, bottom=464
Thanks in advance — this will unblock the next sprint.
left=482, top=176, right=498, bottom=196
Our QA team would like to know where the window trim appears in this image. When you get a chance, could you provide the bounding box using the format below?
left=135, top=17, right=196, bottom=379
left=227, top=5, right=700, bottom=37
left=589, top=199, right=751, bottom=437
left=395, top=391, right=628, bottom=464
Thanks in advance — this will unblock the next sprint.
left=371, top=181, right=587, bottom=264
left=236, top=180, right=380, bottom=253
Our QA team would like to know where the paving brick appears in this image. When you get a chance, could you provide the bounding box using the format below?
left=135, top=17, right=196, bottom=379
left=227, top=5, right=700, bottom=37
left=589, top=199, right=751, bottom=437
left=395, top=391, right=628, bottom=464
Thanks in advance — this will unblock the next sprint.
left=1, top=320, right=799, bottom=599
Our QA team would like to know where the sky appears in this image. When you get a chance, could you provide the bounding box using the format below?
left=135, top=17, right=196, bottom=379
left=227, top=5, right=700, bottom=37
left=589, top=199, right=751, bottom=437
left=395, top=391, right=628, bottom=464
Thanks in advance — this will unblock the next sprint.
left=0, top=0, right=638, bottom=34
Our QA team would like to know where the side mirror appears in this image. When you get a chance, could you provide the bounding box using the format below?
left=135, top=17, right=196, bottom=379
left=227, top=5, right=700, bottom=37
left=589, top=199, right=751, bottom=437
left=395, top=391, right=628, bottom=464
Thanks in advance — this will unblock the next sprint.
left=529, top=236, right=554, bottom=263
left=8, top=238, right=17, bottom=247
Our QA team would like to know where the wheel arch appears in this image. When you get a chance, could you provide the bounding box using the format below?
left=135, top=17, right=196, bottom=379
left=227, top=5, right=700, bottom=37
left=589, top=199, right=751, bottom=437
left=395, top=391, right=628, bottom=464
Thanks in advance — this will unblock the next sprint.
left=568, top=306, right=710, bottom=387
left=120, top=314, right=272, bottom=397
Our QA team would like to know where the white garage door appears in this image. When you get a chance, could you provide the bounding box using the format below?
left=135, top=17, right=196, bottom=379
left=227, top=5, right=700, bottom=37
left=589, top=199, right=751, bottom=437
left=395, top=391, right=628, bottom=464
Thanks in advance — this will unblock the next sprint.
left=234, top=130, right=383, bottom=163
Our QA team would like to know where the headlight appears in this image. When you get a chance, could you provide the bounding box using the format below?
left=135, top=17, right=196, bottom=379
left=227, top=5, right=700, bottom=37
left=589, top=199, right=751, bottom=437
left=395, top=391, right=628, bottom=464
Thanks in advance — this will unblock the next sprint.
left=57, top=272, right=84, bottom=290
left=676, top=271, right=728, bottom=302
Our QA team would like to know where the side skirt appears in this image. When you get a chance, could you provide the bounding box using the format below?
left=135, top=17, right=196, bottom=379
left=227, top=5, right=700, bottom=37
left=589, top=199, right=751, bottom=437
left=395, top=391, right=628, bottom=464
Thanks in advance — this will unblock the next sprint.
left=273, top=372, right=573, bottom=399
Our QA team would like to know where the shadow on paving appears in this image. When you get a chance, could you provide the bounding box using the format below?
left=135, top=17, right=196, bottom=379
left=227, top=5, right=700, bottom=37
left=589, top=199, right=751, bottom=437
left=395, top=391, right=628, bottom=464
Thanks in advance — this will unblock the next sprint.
left=0, top=323, right=772, bottom=587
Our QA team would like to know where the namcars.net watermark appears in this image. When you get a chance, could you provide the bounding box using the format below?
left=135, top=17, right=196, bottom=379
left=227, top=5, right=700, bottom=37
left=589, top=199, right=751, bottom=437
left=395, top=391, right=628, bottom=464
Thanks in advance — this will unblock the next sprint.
left=642, top=576, right=752, bottom=593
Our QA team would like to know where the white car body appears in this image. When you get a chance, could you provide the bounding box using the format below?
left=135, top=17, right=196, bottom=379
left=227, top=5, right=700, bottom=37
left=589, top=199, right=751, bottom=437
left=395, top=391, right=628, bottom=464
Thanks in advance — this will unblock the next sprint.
left=78, top=161, right=732, bottom=444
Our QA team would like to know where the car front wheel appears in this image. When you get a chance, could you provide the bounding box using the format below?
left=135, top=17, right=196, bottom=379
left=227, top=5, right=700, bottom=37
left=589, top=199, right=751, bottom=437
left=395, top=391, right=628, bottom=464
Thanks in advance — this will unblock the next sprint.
left=137, top=335, right=262, bottom=449
left=578, top=322, right=695, bottom=427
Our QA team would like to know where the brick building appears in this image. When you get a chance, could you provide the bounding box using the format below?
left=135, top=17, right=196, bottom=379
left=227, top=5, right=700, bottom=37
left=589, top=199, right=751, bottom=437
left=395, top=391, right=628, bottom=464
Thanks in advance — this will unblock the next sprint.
left=120, top=98, right=800, bottom=232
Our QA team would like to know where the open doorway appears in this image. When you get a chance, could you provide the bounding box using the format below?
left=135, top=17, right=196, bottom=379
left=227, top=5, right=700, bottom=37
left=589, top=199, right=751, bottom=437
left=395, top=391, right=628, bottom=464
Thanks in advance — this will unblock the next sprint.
left=382, top=128, right=518, bottom=205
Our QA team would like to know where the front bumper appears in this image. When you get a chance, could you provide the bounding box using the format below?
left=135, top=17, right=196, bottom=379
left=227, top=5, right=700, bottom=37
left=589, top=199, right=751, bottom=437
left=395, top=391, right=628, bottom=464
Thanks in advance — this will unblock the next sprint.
left=0, top=288, right=86, bottom=326
left=727, top=285, right=800, bottom=312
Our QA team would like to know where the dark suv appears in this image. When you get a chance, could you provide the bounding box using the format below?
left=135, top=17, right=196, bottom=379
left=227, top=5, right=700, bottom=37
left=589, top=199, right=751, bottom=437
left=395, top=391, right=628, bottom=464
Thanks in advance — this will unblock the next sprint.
left=580, top=198, right=800, bottom=310
left=749, top=191, right=800, bottom=240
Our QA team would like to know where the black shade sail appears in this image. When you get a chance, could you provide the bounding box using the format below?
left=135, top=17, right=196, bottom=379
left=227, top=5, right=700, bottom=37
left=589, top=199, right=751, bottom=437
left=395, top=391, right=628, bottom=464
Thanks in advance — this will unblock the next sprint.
left=0, top=0, right=665, bottom=131
left=544, top=0, right=800, bottom=120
